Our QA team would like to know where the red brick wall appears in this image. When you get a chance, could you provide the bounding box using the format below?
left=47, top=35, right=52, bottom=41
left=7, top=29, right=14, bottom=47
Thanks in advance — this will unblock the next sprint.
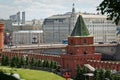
left=0, top=51, right=119, bottom=77
left=1, top=51, right=62, bottom=65
left=87, top=60, right=120, bottom=71
left=68, top=37, right=93, bottom=45
left=0, top=23, right=4, bottom=51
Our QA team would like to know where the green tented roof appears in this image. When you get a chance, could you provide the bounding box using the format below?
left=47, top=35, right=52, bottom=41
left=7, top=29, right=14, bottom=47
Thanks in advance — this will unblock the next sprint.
left=71, top=15, right=90, bottom=36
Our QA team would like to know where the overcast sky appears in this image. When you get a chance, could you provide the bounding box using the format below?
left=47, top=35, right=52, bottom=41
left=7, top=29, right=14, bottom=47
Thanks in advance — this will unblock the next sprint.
left=0, top=0, right=103, bottom=20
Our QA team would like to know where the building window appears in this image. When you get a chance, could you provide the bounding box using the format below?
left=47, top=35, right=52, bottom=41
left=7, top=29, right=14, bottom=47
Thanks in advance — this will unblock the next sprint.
left=84, top=48, right=87, bottom=54
left=84, top=51, right=87, bottom=55
left=83, top=39, right=87, bottom=45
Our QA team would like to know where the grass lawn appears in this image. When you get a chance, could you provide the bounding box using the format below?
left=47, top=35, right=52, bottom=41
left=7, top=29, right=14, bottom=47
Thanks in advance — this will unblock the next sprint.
left=0, top=66, right=65, bottom=80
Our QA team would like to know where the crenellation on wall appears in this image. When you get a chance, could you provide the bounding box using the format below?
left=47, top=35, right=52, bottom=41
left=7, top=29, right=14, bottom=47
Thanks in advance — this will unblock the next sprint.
left=1, top=51, right=119, bottom=77
left=87, top=60, right=120, bottom=71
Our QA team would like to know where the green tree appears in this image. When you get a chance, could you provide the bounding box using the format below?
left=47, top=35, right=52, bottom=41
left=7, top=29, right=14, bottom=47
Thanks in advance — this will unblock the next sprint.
left=10, top=56, right=16, bottom=67
left=45, top=60, right=49, bottom=68
left=3, top=56, right=9, bottom=66
left=20, top=57, right=25, bottom=67
left=1, top=55, right=5, bottom=66
left=50, top=61, right=53, bottom=69
left=53, top=61, right=57, bottom=69
left=37, top=60, right=42, bottom=67
left=25, top=56, right=29, bottom=66
left=99, top=69, right=105, bottom=80
left=74, top=65, right=82, bottom=80
left=82, top=67, right=88, bottom=80
left=97, top=0, right=120, bottom=25
left=43, top=60, right=47, bottom=67
left=105, top=69, right=113, bottom=80
left=16, top=57, right=21, bottom=68
left=30, top=57, right=34, bottom=67
left=14, top=56, right=19, bottom=67
left=93, top=70, right=99, bottom=80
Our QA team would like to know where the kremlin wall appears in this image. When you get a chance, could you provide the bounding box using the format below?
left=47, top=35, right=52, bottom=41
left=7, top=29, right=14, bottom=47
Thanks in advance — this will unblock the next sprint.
left=0, top=16, right=120, bottom=77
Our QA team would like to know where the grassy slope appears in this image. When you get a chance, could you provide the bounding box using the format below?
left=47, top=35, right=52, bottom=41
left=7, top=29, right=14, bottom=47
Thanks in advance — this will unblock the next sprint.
left=0, top=66, right=65, bottom=80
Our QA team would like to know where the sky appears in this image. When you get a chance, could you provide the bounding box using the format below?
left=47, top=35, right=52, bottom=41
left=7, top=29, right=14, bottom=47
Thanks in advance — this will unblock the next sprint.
left=0, top=0, right=103, bottom=20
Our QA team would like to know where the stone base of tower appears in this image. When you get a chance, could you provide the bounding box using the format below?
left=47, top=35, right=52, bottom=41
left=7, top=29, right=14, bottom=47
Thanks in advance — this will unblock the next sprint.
left=61, top=53, right=101, bottom=77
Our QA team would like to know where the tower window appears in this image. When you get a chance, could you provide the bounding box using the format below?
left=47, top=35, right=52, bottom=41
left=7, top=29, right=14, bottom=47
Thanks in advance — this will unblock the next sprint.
left=84, top=51, right=87, bottom=55
left=83, top=39, right=87, bottom=44
left=84, top=48, right=87, bottom=54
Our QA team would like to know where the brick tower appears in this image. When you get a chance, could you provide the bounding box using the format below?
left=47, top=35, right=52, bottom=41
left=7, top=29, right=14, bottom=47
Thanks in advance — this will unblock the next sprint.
left=61, top=15, right=101, bottom=76
left=0, top=22, right=4, bottom=51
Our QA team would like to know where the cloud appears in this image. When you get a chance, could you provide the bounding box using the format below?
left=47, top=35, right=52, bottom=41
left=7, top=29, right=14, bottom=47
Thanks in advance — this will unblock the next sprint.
left=15, top=0, right=33, bottom=3
left=25, top=1, right=69, bottom=20
left=0, top=0, right=103, bottom=20
left=0, top=3, right=26, bottom=19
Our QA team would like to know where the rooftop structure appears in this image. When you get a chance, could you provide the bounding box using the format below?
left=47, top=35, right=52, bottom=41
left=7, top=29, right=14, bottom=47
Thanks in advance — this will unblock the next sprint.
left=71, top=15, right=90, bottom=36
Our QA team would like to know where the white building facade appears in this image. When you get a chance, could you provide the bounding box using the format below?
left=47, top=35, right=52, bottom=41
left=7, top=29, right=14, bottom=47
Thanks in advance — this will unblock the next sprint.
left=43, top=5, right=117, bottom=43
left=43, top=13, right=75, bottom=43
left=82, top=14, right=117, bottom=43
left=12, top=30, right=43, bottom=45
left=43, top=13, right=117, bottom=43
left=43, top=4, right=77, bottom=43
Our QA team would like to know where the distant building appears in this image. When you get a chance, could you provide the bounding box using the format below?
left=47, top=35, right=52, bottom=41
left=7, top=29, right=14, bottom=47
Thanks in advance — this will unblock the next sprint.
left=22, top=11, right=25, bottom=24
left=43, top=4, right=117, bottom=43
left=12, top=30, right=43, bottom=45
left=9, top=15, right=17, bottom=23
left=12, top=19, right=42, bottom=31
left=0, top=19, right=12, bottom=44
left=43, top=4, right=77, bottom=43
left=16, top=12, right=21, bottom=25
left=0, top=19, right=12, bottom=32
left=83, top=14, right=117, bottom=43
left=10, top=11, right=26, bottom=25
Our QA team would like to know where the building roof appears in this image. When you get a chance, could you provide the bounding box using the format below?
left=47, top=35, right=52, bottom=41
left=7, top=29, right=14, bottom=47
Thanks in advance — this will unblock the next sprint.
left=71, top=15, right=90, bottom=36
left=82, top=14, right=106, bottom=19
left=47, top=15, right=71, bottom=19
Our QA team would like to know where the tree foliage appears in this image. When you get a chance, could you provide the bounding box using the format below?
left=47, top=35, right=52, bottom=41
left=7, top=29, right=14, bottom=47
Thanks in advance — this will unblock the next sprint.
left=74, top=65, right=82, bottom=80
left=97, top=0, right=120, bottom=25
left=10, top=56, right=16, bottom=67
left=93, top=70, right=99, bottom=80
left=105, top=69, right=113, bottom=80
left=99, top=69, right=105, bottom=80
left=30, top=57, right=35, bottom=67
